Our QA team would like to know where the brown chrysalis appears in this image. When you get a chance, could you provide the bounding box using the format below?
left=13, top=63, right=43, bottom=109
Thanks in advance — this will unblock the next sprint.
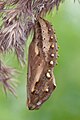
left=27, top=17, right=58, bottom=110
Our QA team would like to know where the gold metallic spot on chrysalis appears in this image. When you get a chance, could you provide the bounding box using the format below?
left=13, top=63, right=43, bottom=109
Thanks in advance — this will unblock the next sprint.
left=50, top=36, right=53, bottom=39
left=50, top=61, right=54, bottom=65
left=37, top=101, right=42, bottom=106
left=51, top=54, right=54, bottom=57
left=48, top=69, right=51, bottom=72
left=46, top=72, right=51, bottom=78
left=31, top=87, right=35, bottom=93
left=49, top=28, right=51, bottom=31
left=36, top=79, right=39, bottom=82
left=51, top=44, right=54, bottom=48
left=45, top=88, right=49, bottom=92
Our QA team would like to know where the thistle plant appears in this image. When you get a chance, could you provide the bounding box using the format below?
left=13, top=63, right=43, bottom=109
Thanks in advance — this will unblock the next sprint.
left=0, top=0, right=67, bottom=95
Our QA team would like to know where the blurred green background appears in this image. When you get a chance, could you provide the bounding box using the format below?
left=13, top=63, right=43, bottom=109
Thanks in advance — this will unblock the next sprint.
left=0, top=0, right=80, bottom=120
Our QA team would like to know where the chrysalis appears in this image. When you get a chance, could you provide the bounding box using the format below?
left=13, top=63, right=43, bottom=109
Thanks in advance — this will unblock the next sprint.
left=27, top=17, right=58, bottom=110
